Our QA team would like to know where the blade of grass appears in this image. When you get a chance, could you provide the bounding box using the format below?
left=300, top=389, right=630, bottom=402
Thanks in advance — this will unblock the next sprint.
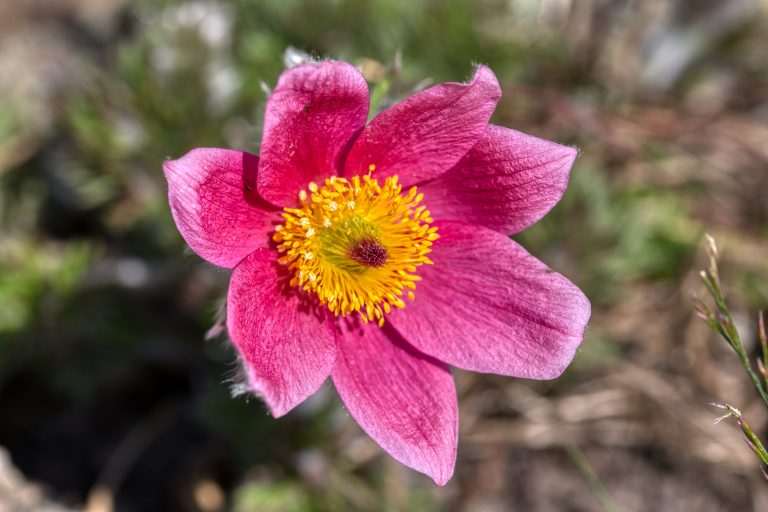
left=566, top=445, right=622, bottom=512
left=698, top=238, right=768, bottom=408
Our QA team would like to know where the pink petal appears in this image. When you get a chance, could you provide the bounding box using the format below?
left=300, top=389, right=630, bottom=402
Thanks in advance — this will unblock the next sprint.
left=421, top=125, right=577, bottom=235
left=227, top=249, right=336, bottom=417
left=257, top=61, right=369, bottom=207
left=389, top=221, right=590, bottom=379
left=344, top=65, right=501, bottom=186
left=164, top=148, right=281, bottom=269
left=332, top=320, right=458, bottom=486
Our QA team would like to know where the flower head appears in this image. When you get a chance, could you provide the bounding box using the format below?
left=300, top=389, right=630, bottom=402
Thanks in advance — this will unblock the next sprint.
left=164, top=60, right=590, bottom=485
left=274, top=174, right=437, bottom=325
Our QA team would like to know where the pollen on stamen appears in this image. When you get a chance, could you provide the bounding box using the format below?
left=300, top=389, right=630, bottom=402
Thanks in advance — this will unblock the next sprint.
left=273, top=174, right=436, bottom=325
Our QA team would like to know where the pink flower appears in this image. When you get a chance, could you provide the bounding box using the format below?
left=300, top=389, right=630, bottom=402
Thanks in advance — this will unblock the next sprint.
left=164, top=61, right=590, bottom=485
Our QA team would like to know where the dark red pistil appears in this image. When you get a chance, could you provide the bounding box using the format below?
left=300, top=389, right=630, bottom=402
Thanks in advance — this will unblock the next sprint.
left=348, top=237, right=388, bottom=268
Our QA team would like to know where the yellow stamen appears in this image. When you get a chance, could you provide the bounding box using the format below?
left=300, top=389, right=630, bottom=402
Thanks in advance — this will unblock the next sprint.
left=274, top=175, right=437, bottom=326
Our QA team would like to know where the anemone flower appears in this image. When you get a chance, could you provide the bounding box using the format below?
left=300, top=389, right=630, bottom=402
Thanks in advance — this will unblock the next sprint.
left=164, top=60, right=590, bottom=485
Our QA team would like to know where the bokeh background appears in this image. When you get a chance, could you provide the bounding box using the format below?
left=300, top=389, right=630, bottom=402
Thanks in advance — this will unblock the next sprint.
left=2, top=0, right=768, bottom=510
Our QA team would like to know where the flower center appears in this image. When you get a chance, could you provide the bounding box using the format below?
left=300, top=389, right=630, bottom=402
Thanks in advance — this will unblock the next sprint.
left=273, top=174, right=438, bottom=326
left=348, top=236, right=389, bottom=268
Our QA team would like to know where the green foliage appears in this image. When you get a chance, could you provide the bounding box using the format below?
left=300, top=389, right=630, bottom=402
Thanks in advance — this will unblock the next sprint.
left=233, top=480, right=311, bottom=512
left=0, top=240, right=91, bottom=335
left=519, top=162, right=701, bottom=305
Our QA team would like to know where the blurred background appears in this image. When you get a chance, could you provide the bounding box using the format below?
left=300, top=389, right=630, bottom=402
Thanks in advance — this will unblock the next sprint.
left=2, top=0, right=768, bottom=510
